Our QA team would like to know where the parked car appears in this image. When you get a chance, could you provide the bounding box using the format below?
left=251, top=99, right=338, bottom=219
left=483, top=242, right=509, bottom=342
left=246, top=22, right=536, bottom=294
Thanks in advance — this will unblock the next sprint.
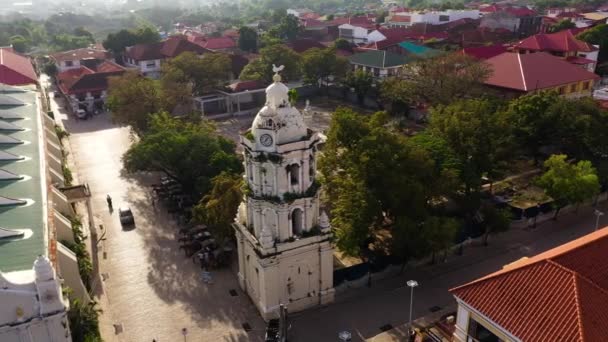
left=118, top=207, right=135, bottom=226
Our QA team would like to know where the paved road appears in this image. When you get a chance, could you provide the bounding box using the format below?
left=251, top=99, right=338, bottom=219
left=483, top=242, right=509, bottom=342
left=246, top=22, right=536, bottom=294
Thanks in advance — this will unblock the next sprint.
left=288, top=204, right=606, bottom=342
left=52, top=100, right=265, bottom=342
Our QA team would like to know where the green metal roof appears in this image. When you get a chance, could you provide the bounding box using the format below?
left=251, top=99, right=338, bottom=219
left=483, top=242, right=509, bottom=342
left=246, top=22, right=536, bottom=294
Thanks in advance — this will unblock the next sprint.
left=0, top=88, right=45, bottom=272
left=349, top=50, right=412, bottom=68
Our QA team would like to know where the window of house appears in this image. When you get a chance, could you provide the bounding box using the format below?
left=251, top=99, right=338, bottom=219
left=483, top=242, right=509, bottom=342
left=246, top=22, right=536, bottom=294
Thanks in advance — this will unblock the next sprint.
left=558, top=86, right=566, bottom=95
left=65, top=60, right=73, bottom=67
left=570, top=84, right=577, bottom=93
left=439, top=15, right=450, bottom=22
left=582, top=81, right=590, bottom=90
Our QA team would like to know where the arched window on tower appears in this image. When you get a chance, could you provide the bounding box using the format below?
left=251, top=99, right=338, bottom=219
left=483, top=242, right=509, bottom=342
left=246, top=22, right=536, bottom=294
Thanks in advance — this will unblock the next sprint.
left=291, top=208, right=303, bottom=236
left=286, top=164, right=300, bottom=186
left=309, top=155, right=315, bottom=182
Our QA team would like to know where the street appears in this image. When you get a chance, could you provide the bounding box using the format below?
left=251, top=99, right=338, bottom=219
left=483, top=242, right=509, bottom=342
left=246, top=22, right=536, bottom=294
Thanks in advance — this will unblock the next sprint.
left=49, top=94, right=265, bottom=341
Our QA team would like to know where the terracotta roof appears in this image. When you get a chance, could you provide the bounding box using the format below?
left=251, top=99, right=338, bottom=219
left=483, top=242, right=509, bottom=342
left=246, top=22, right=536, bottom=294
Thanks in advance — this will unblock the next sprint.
left=227, top=80, right=265, bottom=92
left=300, top=12, right=321, bottom=20
left=286, top=39, right=326, bottom=53
left=390, top=15, right=411, bottom=23
left=556, top=11, right=584, bottom=18
left=124, top=42, right=164, bottom=61
left=57, top=61, right=125, bottom=95
left=462, top=44, right=509, bottom=59
left=349, top=50, right=411, bottom=68
left=484, top=52, right=599, bottom=91
left=0, top=48, right=36, bottom=85
left=201, top=37, right=236, bottom=50
left=160, top=37, right=210, bottom=58
left=565, top=55, right=596, bottom=65
left=328, top=16, right=374, bottom=28
left=515, top=29, right=597, bottom=53
left=450, top=227, right=608, bottom=342
left=358, top=35, right=405, bottom=50
left=303, top=19, right=327, bottom=28
left=51, top=47, right=112, bottom=63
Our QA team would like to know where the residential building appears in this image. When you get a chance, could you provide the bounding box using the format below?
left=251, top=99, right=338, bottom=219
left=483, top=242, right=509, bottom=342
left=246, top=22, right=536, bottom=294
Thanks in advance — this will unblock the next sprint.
left=301, top=19, right=329, bottom=39
left=328, top=16, right=376, bottom=42
left=50, top=47, right=113, bottom=73
left=483, top=52, right=599, bottom=98
left=546, top=6, right=578, bottom=17
left=56, top=60, right=126, bottom=113
left=450, top=227, right=608, bottom=342
left=514, top=29, right=599, bottom=72
left=349, top=50, right=410, bottom=77
left=123, top=36, right=210, bottom=78
left=461, top=44, right=509, bottom=59
left=286, top=8, right=314, bottom=18
left=234, top=71, right=334, bottom=320
left=386, top=10, right=480, bottom=28
left=0, top=83, right=91, bottom=341
left=479, top=6, right=541, bottom=37
left=286, top=39, right=326, bottom=54
left=0, top=47, right=36, bottom=85
left=198, top=37, right=237, bottom=52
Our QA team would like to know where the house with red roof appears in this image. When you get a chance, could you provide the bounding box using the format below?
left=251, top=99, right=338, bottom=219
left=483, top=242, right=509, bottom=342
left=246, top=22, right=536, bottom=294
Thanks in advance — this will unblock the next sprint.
left=123, top=36, right=210, bottom=78
left=198, top=37, right=237, bottom=52
left=51, top=47, right=113, bottom=73
left=479, top=5, right=541, bottom=37
left=483, top=52, right=599, bottom=98
left=450, top=227, right=608, bottom=342
left=335, top=16, right=378, bottom=43
left=461, top=44, right=509, bottom=59
left=386, top=10, right=481, bottom=28
left=56, top=60, right=126, bottom=113
left=286, top=39, right=326, bottom=53
left=0, top=47, right=36, bottom=86
left=513, top=29, right=599, bottom=72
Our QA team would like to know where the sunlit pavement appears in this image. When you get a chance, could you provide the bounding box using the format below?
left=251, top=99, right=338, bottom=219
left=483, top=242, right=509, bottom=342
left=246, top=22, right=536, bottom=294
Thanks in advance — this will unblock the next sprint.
left=49, top=91, right=264, bottom=341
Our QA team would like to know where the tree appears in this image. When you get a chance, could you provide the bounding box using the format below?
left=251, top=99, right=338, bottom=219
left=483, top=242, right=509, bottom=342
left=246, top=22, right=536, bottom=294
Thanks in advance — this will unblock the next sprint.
left=103, top=26, right=160, bottom=56
left=507, top=91, right=560, bottom=163
left=161, top=51, right=230, bottom=95
left=429, top=99, right=514, bottom=207
left=301, top=47, right=349, bottom=87
left=238, top=26, right=258, bottom=52
left=9, top=35, right=28, bottom=53
left=548, top=19, right=576, bottom=33
left=333, top=38, right=351, bottom=51
left=343, top=70, right=374, bottom=105
left=287, top=88, right=298, bottom=105
left=399, top=54, right=490, bottom=106
left=239, top=44, right=302, bottom=82
left=122, top=112, right=242, bottom=197
left=480, top=205, right=511, bottom=246
left=420, top=216, right=460, bottom=263
left=107, top=71, right=163, bottom=135
left=192, top=172, right=243, bottom=244
left=277, top=13, right=300, bottom=41
left=73, top=27, right=94, bottom=39
left=68, top=299, right=102, bottom=342
left=537, top=154, right=600, bottom=219
left=577, top=24, right=608, bottom=64
left=380, top=77, right=411, bottom=116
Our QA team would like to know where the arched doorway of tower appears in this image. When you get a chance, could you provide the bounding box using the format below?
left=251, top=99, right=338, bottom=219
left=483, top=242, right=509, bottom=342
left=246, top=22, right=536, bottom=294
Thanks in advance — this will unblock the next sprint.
left=291, top=208, right=303, bottom=236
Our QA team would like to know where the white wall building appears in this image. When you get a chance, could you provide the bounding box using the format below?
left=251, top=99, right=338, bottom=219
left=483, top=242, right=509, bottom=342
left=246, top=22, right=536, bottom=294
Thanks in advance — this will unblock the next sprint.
left=388, top=9, right=480, bottom=27
left=0, top=256, right=71, bottom=342
left=339, top=23, right=373, bottom=43
left=234, top=70, right=334, bottom=320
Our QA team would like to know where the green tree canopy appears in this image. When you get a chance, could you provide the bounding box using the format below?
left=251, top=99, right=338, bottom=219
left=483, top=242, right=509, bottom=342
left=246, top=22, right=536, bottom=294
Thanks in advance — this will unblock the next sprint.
left=537, top=154, right=600, bottom=219
left=301, top=47, right=349, bottom=86
left=107, top=71, right=164, bottom=135
left=480, top=205, right=511, bottom=245
left=239, top=44, right=302, bottom=82
left=123, top=113, right=243, bottom=196
left=161, top=51, right=231, bottom=95
left=103, top=26, right=160, bottom=56
left=577, top=24, right=608, bottom=63
left=238, top=26, right=258, bottom=52
left=9, top=35, right=28, bottom=53
left=548, top=19, right=576, bottom=33
left=193, top=172, right=243, bottom=244
left=343, top=69, right=374, bottom=105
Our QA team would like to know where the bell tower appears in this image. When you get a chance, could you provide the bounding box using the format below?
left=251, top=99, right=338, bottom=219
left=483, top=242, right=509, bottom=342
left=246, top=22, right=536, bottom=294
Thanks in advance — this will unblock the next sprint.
left=234, top=67, right=334, bottom=320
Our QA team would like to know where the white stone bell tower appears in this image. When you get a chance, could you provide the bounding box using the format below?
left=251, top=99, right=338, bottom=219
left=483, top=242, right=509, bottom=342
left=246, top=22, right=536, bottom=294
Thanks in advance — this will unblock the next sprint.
left=234, top=67, right=334, bottom=320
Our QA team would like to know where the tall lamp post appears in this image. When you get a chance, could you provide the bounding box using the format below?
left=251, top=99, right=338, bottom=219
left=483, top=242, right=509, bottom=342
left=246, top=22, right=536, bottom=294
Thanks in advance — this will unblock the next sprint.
left=595, top=209, right=604, bottom=231
left=407, top=280, right=419, bottom=338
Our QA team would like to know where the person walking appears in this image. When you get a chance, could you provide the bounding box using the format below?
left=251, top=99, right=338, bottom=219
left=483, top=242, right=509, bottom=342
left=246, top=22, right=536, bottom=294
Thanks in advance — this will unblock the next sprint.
left=106, top=194, right=113, bottom=211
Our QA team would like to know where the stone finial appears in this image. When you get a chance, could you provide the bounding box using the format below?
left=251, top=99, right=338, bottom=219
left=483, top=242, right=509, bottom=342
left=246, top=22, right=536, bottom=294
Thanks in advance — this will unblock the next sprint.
left=272, top=64, right=285, bottom=82
left=34, top=255, right=54, bottom=281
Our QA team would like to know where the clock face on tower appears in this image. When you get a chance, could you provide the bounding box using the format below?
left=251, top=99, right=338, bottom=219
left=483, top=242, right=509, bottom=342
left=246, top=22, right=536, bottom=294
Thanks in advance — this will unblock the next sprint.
left=260, top=134, right=273, bottom=147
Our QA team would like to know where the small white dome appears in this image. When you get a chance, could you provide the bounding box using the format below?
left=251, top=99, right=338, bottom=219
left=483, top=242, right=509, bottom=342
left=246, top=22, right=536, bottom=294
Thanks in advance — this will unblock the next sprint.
left=265, top=81, right=289, bottom=110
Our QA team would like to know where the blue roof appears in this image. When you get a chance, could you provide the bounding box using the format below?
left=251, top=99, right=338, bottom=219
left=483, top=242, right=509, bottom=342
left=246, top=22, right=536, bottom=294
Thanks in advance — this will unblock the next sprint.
left=398, top=41, right=442, bottom=58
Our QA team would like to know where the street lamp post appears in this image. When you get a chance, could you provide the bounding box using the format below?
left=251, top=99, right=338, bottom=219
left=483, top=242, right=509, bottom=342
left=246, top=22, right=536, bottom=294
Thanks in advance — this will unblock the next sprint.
left=595, top=209, right=604, bottom=231
left=406, top=280, right=419, bottom=338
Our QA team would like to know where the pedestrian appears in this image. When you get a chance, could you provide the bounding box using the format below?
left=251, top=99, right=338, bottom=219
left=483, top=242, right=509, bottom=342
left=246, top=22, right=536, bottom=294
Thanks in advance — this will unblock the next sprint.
left=151, top=193, right=156, bottom=209
left=106, top=194, right=113, bottom=211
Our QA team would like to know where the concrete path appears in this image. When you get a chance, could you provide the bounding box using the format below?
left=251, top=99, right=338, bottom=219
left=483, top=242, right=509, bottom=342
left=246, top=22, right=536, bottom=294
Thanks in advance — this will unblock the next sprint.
left=52, top=99, right=265, bottom=341
left=288, top=204, right=607, bottom=342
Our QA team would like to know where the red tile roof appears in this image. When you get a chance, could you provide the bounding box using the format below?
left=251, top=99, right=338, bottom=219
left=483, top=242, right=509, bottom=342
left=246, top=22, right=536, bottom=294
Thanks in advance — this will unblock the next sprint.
left=286, top=39, right=326, bottom=53
left=484, top=52, right=599, bottom=91
left=0, top=48, right=36, bottom=85
left=300, top=12, right=321, bottom=20
left=481, top=4, right=537, bottom=16
left=515, top=29, right=597, bottom=53
left=566, top=55, right=596, bottom=65
left=451, top=227, right=608, bottom=342
left=201, top=37, right=236, bottom=50
left=358, top=35, right=405, bottom=50
left=303, top=18, right=327, bottom=28
left=228, top=80, right=264, bottom=92
left=160, top=36, right=210, bottom=58
left=56, top=61, right=125, bottom=95
left=556, top=11, right=584, bottom=18
left=124, top=42, right=165, bottom=61
left=462, top=44, right=509, bottom=59
left=390, top=15, right=411, bottom=23
left=51, top=47, right=112, bottom=63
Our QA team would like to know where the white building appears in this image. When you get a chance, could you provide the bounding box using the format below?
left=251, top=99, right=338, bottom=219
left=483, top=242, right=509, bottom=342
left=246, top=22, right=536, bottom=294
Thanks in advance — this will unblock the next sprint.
left=388, top=9, right=480, bottom=27
left=234, top=70, right=335, bottom=320
left=0, top=256, right=71, bottom=342
left=338, top=23, right=372, bottom=43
